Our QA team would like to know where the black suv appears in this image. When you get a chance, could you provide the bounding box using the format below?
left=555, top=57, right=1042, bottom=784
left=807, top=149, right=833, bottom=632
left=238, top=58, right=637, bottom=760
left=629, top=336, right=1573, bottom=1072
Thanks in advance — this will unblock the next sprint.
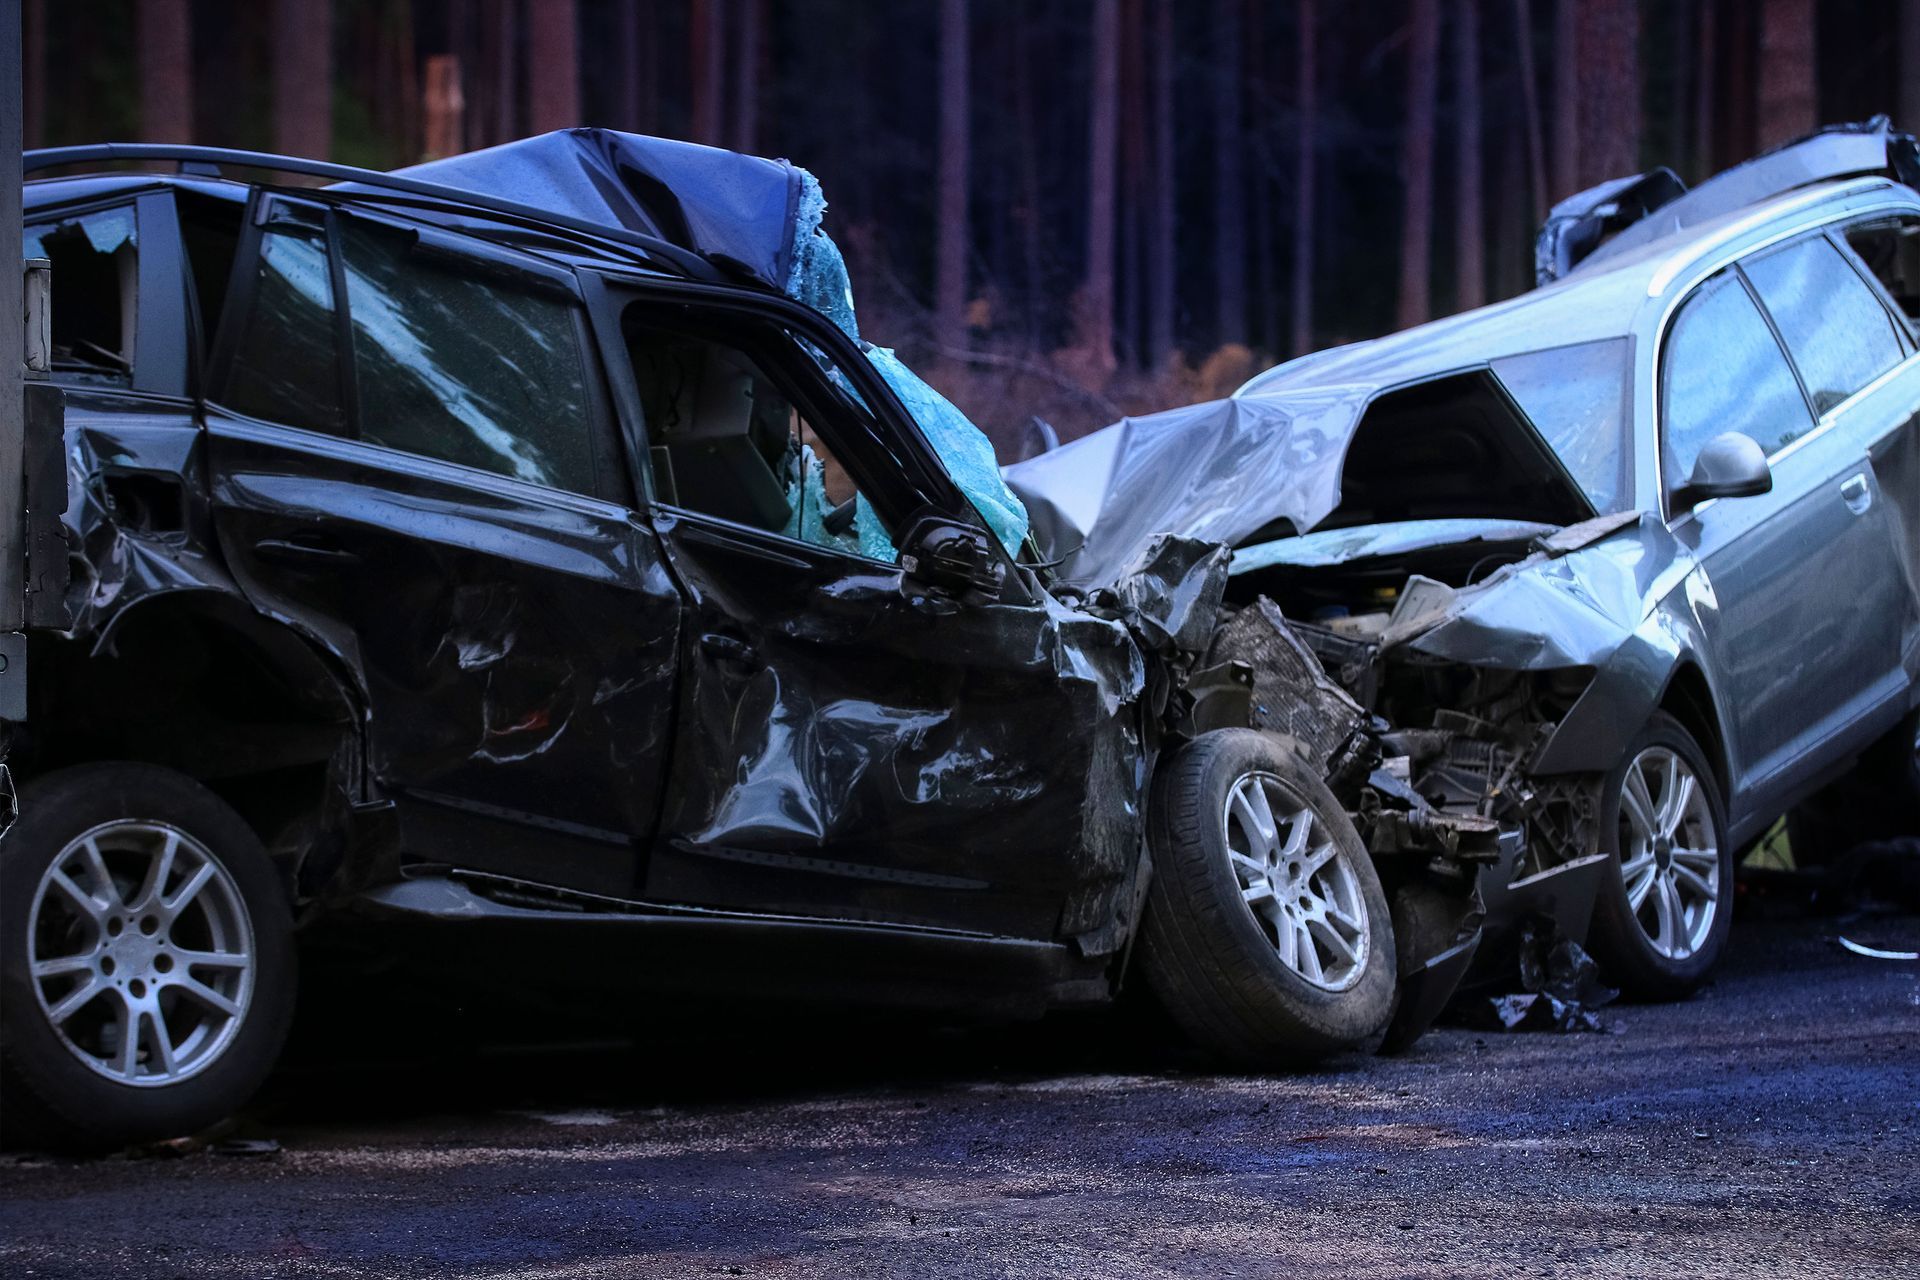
left=1, top=133, right=1492, bottom=1150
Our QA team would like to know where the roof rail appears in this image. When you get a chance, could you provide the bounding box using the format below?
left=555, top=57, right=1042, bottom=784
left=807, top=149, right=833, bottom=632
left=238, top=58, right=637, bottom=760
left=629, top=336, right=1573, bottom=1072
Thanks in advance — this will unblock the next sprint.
left=23, top=142, right=724, bottom=282
left=1536, top=116, right=1920, bottom=284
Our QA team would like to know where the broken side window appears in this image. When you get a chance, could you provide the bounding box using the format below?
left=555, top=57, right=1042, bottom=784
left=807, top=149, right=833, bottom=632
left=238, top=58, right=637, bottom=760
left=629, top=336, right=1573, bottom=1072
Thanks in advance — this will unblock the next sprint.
left=337, top=218, right=605, bottom=499
left=1491, top=339, right=1632, bottom=514
left=1842, top=215, right=1920, bottom=338
left=1660, top=270, right=1812, bottom=495
left=222, top=225, right=349, bottom=437
left=23, top=203, right=137, bottom=386
left=1742, top=234, right=1905, bottom=415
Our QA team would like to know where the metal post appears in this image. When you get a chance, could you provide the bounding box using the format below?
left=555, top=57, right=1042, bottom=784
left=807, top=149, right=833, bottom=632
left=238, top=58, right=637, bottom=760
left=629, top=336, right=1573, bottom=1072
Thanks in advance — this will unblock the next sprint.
left=0, top=0, right=23, bottom=635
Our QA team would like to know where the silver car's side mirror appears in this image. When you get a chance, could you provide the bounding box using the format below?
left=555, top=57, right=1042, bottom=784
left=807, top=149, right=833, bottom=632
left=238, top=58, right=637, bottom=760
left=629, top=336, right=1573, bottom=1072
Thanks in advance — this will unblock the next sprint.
left=1683, top=432, right=1773, bottom=506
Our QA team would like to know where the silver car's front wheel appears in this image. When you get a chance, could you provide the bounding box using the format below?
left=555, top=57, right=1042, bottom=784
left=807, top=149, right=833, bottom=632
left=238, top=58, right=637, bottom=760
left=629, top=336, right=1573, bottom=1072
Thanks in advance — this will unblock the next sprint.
left=1222, top=772, right=1371, bottom=992
left=1613, top=747, right=1720, bottom=961
left=1586, top=714, right=1733, bottom=999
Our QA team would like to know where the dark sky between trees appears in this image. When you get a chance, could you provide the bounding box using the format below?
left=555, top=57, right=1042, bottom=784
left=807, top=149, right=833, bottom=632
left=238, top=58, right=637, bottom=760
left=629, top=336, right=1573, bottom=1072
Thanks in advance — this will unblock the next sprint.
left=25, top=1, right=1920, bottom=443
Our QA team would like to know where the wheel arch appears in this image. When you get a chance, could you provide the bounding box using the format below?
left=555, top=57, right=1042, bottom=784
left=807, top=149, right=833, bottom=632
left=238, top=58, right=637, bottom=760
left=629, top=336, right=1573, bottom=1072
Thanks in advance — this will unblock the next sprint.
left=20, top=588, right=368, bottom=897
left=1654, top=660, right=1731, bottom=800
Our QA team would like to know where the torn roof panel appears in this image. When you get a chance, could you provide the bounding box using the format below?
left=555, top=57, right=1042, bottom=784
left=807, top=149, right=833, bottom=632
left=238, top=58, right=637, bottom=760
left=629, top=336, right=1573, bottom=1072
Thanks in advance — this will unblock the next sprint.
left=394, top=129, right=805, bottom=289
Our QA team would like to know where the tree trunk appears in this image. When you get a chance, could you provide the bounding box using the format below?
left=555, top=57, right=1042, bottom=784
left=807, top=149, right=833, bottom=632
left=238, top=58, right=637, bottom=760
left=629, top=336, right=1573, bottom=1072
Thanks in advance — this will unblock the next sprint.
left=423, top=54, right=464, bottom=160
left=1396, top=0, right=1440, bottom=331
left=1291, top=0, right=1316, bottom=356
left=935, top=0, right=971, bottom=358
left=1551, top=0, right=1577, bottom=201
left=1903, top=2, right=1920, bottom=139
left=731, top=0, right=765, bottom=153
left=1121, top=0, right=1149, bottom=367
left=1211, top=0, right=1245, bottom=347
left=1757, top=0, right=1815, bottom=149
left=1694, top=0, right=1717, bottom=179
left=526, top=0, right=579, bottom=133
left=1014, top=22, right=1045, bottom=349
left=273, top=0, right=333, bottom=160
left=1453, top=0, right=1485, bottom=312
left=493, top=0, right=517, bottom=145
left=690, top=0, right=726, bottom=146
left=1511, top=0, right=1547, bottom=221
left=1080, top=0, right=1121, bottom=372
left=1574, top=0, right=1640, bottom=186
left=139, top=0, right=194, bottom=144
left=1148, top=0, right=1177, bottom=367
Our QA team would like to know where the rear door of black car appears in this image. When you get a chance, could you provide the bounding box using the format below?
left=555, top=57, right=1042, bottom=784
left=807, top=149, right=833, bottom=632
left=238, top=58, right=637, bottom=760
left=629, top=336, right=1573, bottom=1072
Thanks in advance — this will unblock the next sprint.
left=592, top=282, right=1147, bottom=947
left=201, top=194, right=682, bottom=898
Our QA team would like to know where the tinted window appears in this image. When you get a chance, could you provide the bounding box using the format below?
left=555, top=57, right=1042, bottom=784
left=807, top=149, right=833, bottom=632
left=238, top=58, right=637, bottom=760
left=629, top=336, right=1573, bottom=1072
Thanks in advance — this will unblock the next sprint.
left=1661, top=271, right=1811, bottom=491
left=1492, top=338, right=1630, bottom=513
left=175, top=190, right=245, bottom=347
left=1743, top=235, right=1905, bottom=414
left=224, top=228, right=347, bottom=436
left=1843, top=215, right=1920, bottom=336
left=339, top=219, right=601, bottom=496
left=24, top=204, right=136, bottom=386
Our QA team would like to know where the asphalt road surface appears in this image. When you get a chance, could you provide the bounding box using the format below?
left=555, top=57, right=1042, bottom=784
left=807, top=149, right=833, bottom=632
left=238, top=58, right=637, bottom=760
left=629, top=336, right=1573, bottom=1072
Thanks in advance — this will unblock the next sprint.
left=3, top=895, right=1916, bottom=1279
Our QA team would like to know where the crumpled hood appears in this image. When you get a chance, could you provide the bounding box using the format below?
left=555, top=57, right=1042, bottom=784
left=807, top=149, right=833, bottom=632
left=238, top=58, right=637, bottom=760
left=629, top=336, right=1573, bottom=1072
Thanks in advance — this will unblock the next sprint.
left=1004, top=385, right=1372, bottom=587
left=396, top=128, right=806, bottom=289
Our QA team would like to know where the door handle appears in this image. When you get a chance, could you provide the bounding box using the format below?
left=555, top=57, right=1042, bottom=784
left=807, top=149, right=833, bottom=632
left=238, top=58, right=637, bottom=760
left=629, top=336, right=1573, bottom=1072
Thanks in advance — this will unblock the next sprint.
left=1840, top=473, right=1873, bottom=515
left=253, top=536, right=362, bottom=568
left=699, top=632, right=761, bottom=668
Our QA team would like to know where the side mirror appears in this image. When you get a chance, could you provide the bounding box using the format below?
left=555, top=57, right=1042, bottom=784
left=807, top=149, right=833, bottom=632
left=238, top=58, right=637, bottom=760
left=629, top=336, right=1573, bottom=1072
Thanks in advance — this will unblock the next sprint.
left=899, top=514, right=1004, bottom=603
left=1681, top=432, right=1773, bottom=507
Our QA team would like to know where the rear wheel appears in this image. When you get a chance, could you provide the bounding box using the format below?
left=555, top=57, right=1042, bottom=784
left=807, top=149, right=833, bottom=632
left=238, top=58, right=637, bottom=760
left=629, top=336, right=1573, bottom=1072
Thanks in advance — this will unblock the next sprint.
left=1, top=764, right=296, bottom=1151
left=1586, top=714, right=1733, bottom=999
left=1139, top=730, right=1395, bottom=1065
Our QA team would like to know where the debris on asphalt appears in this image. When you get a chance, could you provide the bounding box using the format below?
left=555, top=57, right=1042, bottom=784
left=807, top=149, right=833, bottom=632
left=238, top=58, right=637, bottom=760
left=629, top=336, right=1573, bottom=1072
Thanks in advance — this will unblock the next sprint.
left=1837, top=936, right=1920, bottom=961
left=1462, top=919, right=1619, bottom=1033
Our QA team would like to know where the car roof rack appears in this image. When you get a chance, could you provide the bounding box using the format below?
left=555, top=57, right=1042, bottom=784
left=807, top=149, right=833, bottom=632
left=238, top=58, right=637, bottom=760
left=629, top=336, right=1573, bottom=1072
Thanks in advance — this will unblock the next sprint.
left=23, top=142, right=726, bottom=283
left=1536, top=116, right=1920, bottom=285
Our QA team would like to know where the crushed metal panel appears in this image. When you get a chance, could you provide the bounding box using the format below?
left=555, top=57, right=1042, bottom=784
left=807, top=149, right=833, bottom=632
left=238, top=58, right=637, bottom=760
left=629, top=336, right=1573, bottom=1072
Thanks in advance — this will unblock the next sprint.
left=1209, top=597, right=1364, bottom=771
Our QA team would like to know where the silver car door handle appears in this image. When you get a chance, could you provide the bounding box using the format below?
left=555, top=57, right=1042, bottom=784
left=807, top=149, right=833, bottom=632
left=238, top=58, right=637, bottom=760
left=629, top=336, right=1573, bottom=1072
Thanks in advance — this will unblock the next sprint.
left=1840, top=473, right=1872, bottom=514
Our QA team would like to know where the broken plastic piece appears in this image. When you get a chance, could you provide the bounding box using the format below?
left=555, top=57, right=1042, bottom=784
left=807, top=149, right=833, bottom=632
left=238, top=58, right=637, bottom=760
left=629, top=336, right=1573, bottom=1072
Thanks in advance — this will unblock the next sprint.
left=1836, top=936, right=1920, bottom=961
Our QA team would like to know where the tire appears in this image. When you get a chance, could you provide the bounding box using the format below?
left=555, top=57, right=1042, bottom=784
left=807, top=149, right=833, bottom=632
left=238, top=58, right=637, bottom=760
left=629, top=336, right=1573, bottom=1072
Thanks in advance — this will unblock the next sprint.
left=1138, top=729, right=1396, bottom=1066
left=1786, top=708, right=1920, bottom=865
left=0, top=763, right=296, bottom=1151
left=1586, top=713, right=1733, bottom=1000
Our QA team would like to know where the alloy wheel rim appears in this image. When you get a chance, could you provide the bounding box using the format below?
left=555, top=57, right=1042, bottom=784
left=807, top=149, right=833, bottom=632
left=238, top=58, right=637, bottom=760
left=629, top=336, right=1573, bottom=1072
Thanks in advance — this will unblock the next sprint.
left=1222, top=771, right=1370, bottom=992
left=26, top=820, right=255, bottom=1087
left=1615, top=747, right=1719, bottom=960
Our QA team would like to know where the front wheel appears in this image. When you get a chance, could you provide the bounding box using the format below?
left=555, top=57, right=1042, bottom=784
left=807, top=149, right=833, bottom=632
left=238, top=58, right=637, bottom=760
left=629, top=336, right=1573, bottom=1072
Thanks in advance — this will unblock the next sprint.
left=1586, top=714, right=1733, bottom=1000
left=1, top=764, right=296, bottom=1151
left=1139, top=730, right=1396, bottom=1066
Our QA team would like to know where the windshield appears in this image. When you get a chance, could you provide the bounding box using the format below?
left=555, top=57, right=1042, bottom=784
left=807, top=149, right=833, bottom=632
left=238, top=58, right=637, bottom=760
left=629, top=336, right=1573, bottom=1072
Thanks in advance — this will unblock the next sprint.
left=1491, top=338, right=1632, bottom=513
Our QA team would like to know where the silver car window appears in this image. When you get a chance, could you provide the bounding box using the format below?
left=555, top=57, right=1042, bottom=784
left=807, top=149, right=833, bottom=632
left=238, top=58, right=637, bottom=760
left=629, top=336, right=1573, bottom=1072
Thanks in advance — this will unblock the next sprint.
left=1491, top=338, right=1631, bottom=514
left=1660, top=270, right=1811, bottom=489
left=1743, top=235, right=1905, bottom=415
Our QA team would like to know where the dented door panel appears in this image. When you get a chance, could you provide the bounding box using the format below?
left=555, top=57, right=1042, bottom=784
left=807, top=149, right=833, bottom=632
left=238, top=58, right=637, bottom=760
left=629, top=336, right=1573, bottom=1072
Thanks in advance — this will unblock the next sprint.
left=209, top=416, right=682, bottom=897
left=646, top=507, right=1151, bottom=946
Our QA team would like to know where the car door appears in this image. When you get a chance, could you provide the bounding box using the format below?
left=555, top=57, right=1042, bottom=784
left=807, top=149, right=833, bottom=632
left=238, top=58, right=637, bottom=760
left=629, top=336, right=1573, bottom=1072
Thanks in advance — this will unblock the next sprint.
left=1662, top=258, right=1909, bottom=807
left=596, top=284, right=1148, bottom=947
left=202, top=195, right=683, bottom=899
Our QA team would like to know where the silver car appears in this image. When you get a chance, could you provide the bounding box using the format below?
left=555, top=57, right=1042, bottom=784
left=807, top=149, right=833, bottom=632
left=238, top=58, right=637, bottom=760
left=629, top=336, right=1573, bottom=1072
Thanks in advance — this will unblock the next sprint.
left=1010, top=120, right=1920, bottom=996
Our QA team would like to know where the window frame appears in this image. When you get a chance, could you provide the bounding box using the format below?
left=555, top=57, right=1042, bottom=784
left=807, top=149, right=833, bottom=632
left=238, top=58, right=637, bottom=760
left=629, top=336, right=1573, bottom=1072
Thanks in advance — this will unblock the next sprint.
left=1656, top=263, right=1818, bottom=514
left=204, top=192, right=631, bottom=507
left=1737, top=228, right=1912, bottom=418
left=586, top=275, right=999, bottom=565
